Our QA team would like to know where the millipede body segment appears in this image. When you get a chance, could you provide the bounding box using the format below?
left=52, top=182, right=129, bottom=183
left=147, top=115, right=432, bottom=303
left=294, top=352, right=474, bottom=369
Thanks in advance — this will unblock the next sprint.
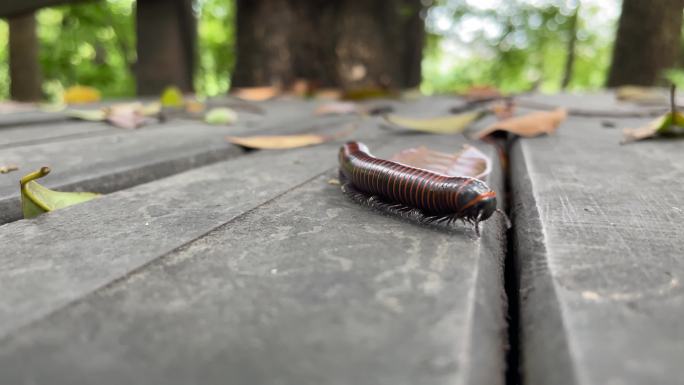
left=338, top=141, right=497, bottom=229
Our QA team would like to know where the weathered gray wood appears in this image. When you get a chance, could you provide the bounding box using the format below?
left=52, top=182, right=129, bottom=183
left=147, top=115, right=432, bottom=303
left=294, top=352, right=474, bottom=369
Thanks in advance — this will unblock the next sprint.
left=0, top=100, right=362, bottom=224
left=0, top=132, right=507, bottom=385
left=0, top=0, right=94, bottom=18
left=0, top=122, right=244, bottom=224
left=511, top=111, right=684, bottom=384
left=0, top=120, right=117, bottom=149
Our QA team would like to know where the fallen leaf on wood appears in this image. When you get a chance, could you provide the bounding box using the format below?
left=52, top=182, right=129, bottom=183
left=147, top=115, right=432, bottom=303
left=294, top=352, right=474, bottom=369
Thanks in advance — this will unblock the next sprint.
left=615, top=86, right=668, bottom=104
left=327, top=178, right=340, bottom=185
left=463, top=85, right=502, bottom=102
left=65, top=108, right=107, bottom=121
left=20, top=167, right=100, bottom=219
left=205, top=107, right=238, bottom=125
left=63, top=85, right=101, bottom=104
left=391, top=144, right=491, bottom=179
left=66, top=102, right=159, bottom=129
left=474, top=108, right=567, bottom=139
left=491, top=100, right=515, bottom=120
left=622, top=111, right=684, bottom=143
left=232, top=87, right=280, bottom=101
left=160, top=86, right=185, bottom=107
left=314, top=102, right=359, bottom=116
left=105, top=104, right=149, bottom=129
left=226, top=124, right=356, bottom=150
left=312, top=88, right=343, bottom=100
left=0, top=165, right=19, bottom=174
left=383, top=111, right=484, bottom=134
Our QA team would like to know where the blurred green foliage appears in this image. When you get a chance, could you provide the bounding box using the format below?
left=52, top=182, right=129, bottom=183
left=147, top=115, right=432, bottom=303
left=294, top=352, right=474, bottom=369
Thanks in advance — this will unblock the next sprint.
left=421, top=0, right=616, bottom=94
left=0, top=0, right=659, bottom=101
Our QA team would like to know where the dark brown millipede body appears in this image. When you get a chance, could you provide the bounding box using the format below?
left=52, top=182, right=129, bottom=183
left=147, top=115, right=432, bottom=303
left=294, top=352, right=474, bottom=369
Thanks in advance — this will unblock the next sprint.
left=338, top=141, right=498, bottom=233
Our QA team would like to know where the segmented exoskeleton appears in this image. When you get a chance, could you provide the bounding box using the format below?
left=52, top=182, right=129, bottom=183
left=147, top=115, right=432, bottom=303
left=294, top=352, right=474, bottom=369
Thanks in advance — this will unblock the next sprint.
left=338, top=141, right=498, bottom=235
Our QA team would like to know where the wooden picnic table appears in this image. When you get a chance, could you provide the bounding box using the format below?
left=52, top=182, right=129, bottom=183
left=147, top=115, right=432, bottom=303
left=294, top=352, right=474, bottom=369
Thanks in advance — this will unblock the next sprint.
left=0, top=93, right=682, bottom=385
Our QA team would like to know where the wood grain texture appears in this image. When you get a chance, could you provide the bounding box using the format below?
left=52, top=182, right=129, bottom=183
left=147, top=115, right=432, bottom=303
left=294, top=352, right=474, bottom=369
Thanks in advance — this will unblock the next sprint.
left=0, top=97, right=508, bottom=385
left=511, top=108, right=684, bottom=385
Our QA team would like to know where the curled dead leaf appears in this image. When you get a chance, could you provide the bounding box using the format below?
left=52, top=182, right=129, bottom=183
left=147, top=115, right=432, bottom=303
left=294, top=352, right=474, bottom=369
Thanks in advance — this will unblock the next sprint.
left=474, top=108, right=567, bottom=139
left=463, top=85, right=502, bottom=102
left=615, top=86, right=668, bottom=105
left=232, top=87, right=280, bottom=101
left=390, top=144, right=491, bottom=179
left=226, top=124, right=357, bottom=150
left=383, top=111, right=484, bottom=134
left=20, top=167, right=100, bottom=218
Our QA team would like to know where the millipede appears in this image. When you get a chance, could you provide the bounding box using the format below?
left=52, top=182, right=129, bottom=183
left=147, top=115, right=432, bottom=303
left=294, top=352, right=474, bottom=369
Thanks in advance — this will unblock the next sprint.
left=338, top=141, right=503, bottom=235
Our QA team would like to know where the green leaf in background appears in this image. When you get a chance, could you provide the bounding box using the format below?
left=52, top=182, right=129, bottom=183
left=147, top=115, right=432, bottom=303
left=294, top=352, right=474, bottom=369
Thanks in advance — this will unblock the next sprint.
left=20, top=167, right=100, bottom=219
left=205, top=107, right=238, bottom=125
left=160, top=86, right=185, bottom=108
left=383, top=111, right=484, bottom=134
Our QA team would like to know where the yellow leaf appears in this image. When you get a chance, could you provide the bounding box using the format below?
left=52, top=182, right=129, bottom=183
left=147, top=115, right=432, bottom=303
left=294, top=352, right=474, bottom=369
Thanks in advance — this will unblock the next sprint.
left=160, top=86, right=185, bottom=107
left=383, top=111, right=484, bottom=134
left=20, top=167, right=100, bottom=219
left=63, top=86, right=101, bottom=104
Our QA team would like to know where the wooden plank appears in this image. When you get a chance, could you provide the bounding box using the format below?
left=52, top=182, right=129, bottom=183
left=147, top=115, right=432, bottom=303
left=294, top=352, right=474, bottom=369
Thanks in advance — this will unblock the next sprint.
left=0, top=131, right=507, bottom=385
left=0, top=0, right=94, bottom=18
left=510, top=106, right=684, bottom=384
left=0, top=120, right=117, bottom=149
left=0, top=100, right=360, bottom=224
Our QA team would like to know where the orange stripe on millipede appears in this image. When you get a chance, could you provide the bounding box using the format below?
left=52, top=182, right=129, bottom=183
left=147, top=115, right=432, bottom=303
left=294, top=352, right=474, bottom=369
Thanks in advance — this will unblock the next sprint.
left=459, top=191, right=496, bottom=213
left=410, top=170, right=427, bottom=207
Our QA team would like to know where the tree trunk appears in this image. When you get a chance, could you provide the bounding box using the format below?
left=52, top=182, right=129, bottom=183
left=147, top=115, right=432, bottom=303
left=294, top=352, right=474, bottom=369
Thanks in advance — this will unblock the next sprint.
left=231, top=0, right=425, bottom=90
left=135, top=0, right=196, bottom=95
left=8, top=11, right=43, bottom=101
left=606, top=0, right=684, bottom=87
left=560, top=5, right=578, bottom=90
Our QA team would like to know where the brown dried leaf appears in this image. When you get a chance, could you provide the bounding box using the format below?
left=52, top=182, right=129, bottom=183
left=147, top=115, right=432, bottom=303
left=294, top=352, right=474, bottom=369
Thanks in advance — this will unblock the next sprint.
left=0, top=101, right=36, bottom=114
left=474, top=108, right=567, bottom=139
left=231, top=87, right=280, bottom=101
left=105, top=103, right=149, bottom=129
left=622, top=111, right=684, bottom=144
left=314, top=102, right=359, bottom=116
left=227, top=124, right=357, bottom=150
left=463, top=85, right=502, bottom=102
left=391, top=144, right=491, bottom=179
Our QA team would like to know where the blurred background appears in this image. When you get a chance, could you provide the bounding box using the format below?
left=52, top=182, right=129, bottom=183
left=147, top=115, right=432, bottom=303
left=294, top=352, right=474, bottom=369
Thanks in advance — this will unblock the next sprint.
left=1, top=0, right=682, bottom=102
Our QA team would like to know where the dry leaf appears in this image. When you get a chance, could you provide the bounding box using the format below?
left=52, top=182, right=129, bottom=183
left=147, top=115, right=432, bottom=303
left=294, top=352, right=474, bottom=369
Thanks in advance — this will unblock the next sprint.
left=464, top=85, right=502, bottom=102
left=314, top=102, right=359, bottom=116
left=491, top=101, right=515, bottom=120
left=474, top=108, right=567, bottom=139
left=67, top=102, right=158, bottom=129
left=383, top=111, right=484, bottom=134
left=312, top=88, right=343, bottom=100
left=105, top=104, right=148, bottom=129
left=622, top=111, right=684, bottom=143
left=227, top=124, right=356, bottom=150
left=232, top=87, right=280, bottom=101
left=391, top=145, right=491, bottom=179
left=0, top=165, right=19, bottom=174
left=327, top=178, right=341, bottom=185
left=63, top=85, right=101, bottom=104
left=615, top=86, right=668, bottom=104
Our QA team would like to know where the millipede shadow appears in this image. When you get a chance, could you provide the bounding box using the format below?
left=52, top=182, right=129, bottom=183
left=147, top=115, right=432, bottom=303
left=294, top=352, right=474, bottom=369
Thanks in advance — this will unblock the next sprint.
left=339, top=181, right=477, bottom=238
